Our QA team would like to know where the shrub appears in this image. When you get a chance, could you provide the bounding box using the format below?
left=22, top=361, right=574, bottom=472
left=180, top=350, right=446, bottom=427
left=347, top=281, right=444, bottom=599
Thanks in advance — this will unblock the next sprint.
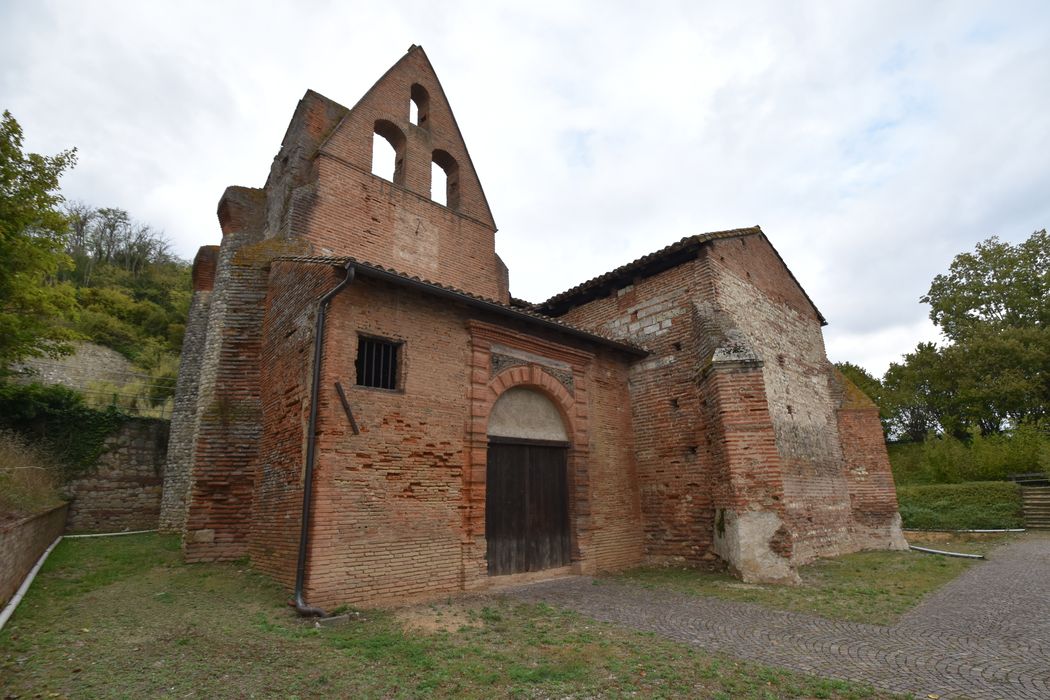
left=889, top=425, right=1050, bottom=485
left=0, top=430, right=65, bottom=522
left=896, top=481, right=1024, bottom=530
left=0, top=381, right=127, bottom=477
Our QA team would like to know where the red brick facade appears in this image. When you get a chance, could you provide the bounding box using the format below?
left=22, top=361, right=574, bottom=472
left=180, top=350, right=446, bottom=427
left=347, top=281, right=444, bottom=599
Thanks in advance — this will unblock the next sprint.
left=166, top=45, right=903, bottom=609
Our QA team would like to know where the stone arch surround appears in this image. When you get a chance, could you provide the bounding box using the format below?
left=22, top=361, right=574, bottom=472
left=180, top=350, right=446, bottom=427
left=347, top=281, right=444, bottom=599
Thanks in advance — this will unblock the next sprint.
left=463, top=321, right=596, bottom=584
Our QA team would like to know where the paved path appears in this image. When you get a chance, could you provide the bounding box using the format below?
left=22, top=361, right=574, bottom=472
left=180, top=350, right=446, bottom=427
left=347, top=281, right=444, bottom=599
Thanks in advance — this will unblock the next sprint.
left=505, top=534, right=1050, bottom=699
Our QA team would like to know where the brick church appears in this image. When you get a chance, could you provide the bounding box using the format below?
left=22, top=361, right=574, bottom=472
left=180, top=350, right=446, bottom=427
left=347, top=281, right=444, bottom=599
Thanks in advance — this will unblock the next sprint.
left=161, top=45, right=905, bottom=611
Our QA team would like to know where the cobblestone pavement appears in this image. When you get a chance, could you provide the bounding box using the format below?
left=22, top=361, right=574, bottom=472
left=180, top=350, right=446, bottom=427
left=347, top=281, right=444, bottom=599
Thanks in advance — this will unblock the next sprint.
left=504, top=533, right=1050, bottom=699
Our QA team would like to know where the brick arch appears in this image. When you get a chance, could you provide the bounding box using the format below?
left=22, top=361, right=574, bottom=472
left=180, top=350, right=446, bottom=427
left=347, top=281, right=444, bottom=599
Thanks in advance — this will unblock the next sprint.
left=483, top=364, right=577, bottom=439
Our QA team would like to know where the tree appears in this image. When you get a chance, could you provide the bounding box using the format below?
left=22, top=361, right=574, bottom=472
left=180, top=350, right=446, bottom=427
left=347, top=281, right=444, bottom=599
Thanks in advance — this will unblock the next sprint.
left=883, top=343, right=961, bottom=441
left=0, top=111, right=78, bottom=368
left=884, top=230, right=1050, bottom=438
left=922, top=231, right=1049, bottom=342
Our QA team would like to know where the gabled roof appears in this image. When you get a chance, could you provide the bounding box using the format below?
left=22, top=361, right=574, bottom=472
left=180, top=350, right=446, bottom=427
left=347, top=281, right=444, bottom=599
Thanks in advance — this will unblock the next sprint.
left=271, top=255, right=647, bottom=357
left=536, top=226, right=827, bottom=325
left=316, top=45, right=497, bottom=230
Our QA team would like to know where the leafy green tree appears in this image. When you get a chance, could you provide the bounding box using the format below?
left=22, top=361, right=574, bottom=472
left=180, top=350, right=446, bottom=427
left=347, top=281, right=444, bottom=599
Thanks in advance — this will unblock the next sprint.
left=0, top=111, right=78, bottom=368
left=924, top=230, right=1049, bottom=430
left=922, top=231, right=1049, bottom=341
left=885, top=230, right=1049, bottom=438
left=883, top=343, right=958, bottom=441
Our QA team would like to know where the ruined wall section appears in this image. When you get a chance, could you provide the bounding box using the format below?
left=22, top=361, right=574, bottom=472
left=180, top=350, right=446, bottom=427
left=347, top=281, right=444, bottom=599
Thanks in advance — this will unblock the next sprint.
left=262, top=91, right=349, bottom=241
left=831, top=371, right=908, bottom=551
left=160, top=246, right=218, bottom=531
left=704, top=236, right=853, bottom=563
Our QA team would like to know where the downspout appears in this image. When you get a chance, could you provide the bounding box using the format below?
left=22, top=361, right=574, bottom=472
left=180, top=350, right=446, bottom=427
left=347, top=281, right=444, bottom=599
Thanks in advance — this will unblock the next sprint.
left=293, top=262, right=355, bottom=617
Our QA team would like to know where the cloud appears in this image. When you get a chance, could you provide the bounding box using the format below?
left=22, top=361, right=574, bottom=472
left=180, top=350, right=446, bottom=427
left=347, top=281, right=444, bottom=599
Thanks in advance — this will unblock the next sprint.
left=2, top=0, right=1048, bottom=376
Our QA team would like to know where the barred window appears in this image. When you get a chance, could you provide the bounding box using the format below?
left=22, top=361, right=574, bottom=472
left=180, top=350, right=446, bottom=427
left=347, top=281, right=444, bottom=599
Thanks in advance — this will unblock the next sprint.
left=356, top=336, right=400, bottom=390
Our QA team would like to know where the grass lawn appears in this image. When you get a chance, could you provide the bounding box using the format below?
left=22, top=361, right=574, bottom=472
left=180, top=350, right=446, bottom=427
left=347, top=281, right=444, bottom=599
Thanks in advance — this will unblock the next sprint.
left=0, top=534, right=898, bottom=699
left=612, top=533, right=1015, bottom=626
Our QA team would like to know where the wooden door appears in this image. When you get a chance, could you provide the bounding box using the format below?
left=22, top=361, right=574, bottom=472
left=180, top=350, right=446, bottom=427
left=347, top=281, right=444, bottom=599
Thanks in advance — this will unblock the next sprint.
left=486, top=441, right=570, bottom=575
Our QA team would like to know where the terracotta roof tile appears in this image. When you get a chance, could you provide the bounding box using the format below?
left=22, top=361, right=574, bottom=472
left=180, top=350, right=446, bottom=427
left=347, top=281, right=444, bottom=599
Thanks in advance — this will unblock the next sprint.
left=270, top=255, right=648, bottom=355
left=537, top=226, right=826, bottom=325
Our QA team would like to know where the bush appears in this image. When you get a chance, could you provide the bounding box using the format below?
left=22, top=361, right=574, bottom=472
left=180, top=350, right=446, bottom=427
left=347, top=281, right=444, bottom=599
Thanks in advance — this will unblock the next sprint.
left=889, top=425, right=1050, bottom=485
left=0, top=381, right=127, bottom=477
left=896, top=481, right=1024, bottom=530
left=0, top=430, right=65, bottom=522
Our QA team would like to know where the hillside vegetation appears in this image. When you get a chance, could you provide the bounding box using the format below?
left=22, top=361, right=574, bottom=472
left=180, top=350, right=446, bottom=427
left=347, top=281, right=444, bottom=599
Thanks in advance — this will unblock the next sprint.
left=58, top=203, right=191, bottom=410
left=1, top=111, right=191, bottom=413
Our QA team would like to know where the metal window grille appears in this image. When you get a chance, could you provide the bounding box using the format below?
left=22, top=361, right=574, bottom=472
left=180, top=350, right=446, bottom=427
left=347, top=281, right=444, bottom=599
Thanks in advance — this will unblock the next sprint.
left=355, top=336, right=399, bottom=390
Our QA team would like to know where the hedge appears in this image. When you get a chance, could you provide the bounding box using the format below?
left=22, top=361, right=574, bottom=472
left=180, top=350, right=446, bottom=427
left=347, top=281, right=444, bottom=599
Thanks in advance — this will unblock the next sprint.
left=896, top=481, right=1024, bottom=530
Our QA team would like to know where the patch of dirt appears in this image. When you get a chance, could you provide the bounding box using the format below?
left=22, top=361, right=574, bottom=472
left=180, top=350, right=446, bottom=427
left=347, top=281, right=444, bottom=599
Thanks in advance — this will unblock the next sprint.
left=395, top=601, right=484, bottom=634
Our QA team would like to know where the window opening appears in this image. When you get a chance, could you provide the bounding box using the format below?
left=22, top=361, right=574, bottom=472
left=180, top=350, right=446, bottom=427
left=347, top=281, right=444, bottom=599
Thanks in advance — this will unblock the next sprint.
left=431, top=149, right=460, bottom=209
left=431, top=161, right=447, bottom=206
left=372, top=120, right=406, bottom=185
left=356, top=336, right=400, bottom=390
left=371, top=132, right=395, bottom=181
left=410, top=84, right=430, bottom=127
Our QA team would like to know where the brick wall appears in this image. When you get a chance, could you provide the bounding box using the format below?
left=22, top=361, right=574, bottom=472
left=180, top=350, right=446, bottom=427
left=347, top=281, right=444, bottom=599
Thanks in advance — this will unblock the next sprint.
left=586, top=351, right=646, bottom=571
left=67, top=418, right=168, bottom=533
left=831, top=370, right=907, bottom=550
left=705, top=237, right=854, bottom=563
left=305, top=277, right=471, bottom=606
left=182, top=228, right=270, bottom=562
left=560, top=262, right=717, bottom=564
left=248, top=261, right=340, bottom=588
left=0, top=504, right=67, bottom=606
left=242, top=273, right=642, bottom=608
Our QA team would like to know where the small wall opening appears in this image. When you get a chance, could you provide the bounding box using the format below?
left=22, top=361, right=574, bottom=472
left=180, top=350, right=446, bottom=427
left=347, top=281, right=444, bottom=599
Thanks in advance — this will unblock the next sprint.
left=410, top=83, right=430, bottom=127
left=432, top=149, right=460, bottom=210
left=431, top=161, right=447, bottom=206
left=372, top=119, right=406, bottom=185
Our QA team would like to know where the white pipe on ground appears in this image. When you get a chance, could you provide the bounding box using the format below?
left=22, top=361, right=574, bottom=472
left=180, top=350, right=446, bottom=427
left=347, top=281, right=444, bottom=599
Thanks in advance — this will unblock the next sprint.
left=0, top=536, right=62, bottom=632
left=908, top=545, right=985, bottom=559
left=64, top=529, right=157, bottom=539
left=0, top=529, right=158, bottom=632
left=902, top=528, right=1025, bottom=533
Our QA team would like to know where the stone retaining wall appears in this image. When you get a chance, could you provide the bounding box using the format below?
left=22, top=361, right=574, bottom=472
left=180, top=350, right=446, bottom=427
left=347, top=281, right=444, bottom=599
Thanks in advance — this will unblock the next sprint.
left=66, top=418, right=168, bottom=533
left=0, top=503, right=68, bottom=607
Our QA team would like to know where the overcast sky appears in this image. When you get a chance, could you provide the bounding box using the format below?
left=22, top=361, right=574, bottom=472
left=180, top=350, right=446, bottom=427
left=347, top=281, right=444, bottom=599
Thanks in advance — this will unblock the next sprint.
left=3, top=1, right=1048, bottom=376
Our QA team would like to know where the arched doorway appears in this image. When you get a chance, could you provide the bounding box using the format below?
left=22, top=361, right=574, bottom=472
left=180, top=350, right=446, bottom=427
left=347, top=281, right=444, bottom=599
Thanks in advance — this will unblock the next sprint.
left=486, top=387, right=571, bottom=575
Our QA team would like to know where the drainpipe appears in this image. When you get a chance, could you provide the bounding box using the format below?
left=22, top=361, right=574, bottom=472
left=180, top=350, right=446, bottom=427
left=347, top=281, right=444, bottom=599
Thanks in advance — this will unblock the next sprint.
left=294, top=262, right=355, bottom=617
